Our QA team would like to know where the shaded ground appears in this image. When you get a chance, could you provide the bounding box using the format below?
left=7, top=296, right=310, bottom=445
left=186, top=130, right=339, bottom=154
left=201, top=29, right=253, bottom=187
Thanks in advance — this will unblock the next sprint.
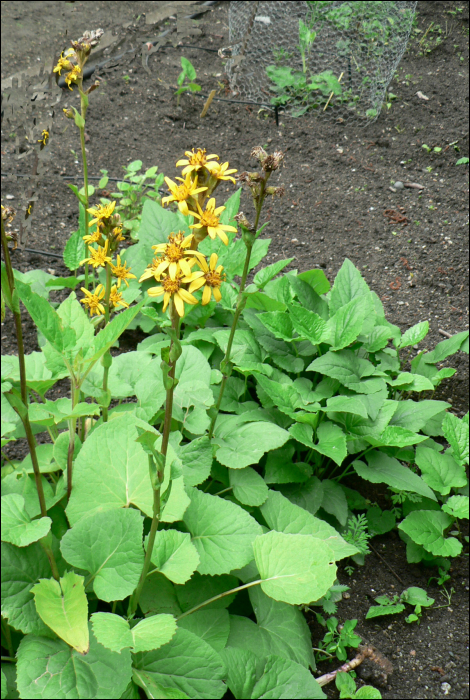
left=1, top=1, right=469, bottom=698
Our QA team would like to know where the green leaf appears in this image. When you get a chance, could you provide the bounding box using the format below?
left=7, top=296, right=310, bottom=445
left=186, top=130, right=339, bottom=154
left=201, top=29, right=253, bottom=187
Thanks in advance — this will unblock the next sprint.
left=178, top=609, right=230, bottom=653
left=324, top=395, right=369, bottom=419
left=366, top=506, right=396, bottom=535
left=307, top=350, right=376, bottom=391
left=66, top=413, right=157, bottom=525
left=289, top=276, right=329, bottom=319
left=279, top=476, right=324, bottom=516
left=63, top=228, right=86, bottom=271
left=1, top=494, right=51, bottom=547
left=260, top=490, right=357, bottom=560
left=321, top=479, right=348, bottom=526
left=389, top=400, right=449, bottom=432
left=366, top=603, right=405, bottom=619
left=442, top=412, right=469, bottom=466
left=365, top=426, right=429, bottom=448
left=213, top=415, right=290, bottom=470
left=132, top=627, right=225, bottom=699
left=183, top=487, right=262, bottom=575
left=360, top=326, right=395, bottom=353
left=289, top=422, right=347, bottom=467
left=60, top=508, right=144, bottom=601
left=229, top=467, right=269, bottom=507
left=244, top=292, right=287, bottom=312
left=354, top=452, right=437, bottom=501
left=253, top=531, right=337, bottom=605
left=147, top=529, right=200, bottom=584
left=140, top=573, right=182, bottom=617
left=421, top=330, right=469, bottom=363
left=175, top=436, right=213, bottom=487
left=2, top=470, right=66, bottom=519
left=15, top=279, right=75, bottom=354
left=88, top=299, right=145, bottom=363
left=442, top=495, right=469, bottom=520
left=328, top=297, right=366, bottom=350
left=398, top=510, right=462, bottom=557
left=31, top=572, right=89, bottom=654
left=250, top=654, right=326, bottom=699
left=16, top=624, right=132, bottom=699
left=297, top=268, right=330, bottom=295
left=220, top=647, right=260, bottom=699
left=329, top=259, right=375, bottom=334
left=402, top=587, right=434, bottom=607
left=175, top=572, right=239, bottom=612
left=335, top=671, right=356, bottom=697
left=398, top=321, right=429, bottom=348
left=258, top=312, right=294, bottom=341
left=415, top=445, right=467, bottom=495
left=290, top=305, right=329, bottom=345
left=1, top=541, right=61, bottom=636
left=264, top=445, right=313, bottom=484
left=254, top=258, right=294, bottom=289
left=91, top=612, right=176, bottom=653
left=132, top=670, right=190, bottom=698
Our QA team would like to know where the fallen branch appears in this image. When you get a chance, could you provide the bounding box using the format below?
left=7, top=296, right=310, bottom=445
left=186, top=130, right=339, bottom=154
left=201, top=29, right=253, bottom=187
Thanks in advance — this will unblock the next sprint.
left=316, top=645, right=393, bottom=687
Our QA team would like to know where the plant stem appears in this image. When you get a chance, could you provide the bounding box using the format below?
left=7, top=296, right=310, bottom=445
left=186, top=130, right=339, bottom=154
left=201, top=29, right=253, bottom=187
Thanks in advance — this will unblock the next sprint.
left=66, top=380, right=81, bottom=502
left=101, top=262, right=113, bottom=423
left=208, top=176, right=268, bottom=438
left=1, top=220, right=48, bottom=519
left=79, top=87, right=91, bottom=290
left=127, top=307, right=180, bottom=620
left=176, top=580, right=262, bottom=621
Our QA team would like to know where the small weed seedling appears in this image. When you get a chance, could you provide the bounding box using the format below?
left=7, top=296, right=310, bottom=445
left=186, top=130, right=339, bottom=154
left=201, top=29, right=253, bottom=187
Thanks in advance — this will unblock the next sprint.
left=336, top=671, right=382, bottom=699
left=366, top=586, right=434, bottom=624
left=315, top=616, right=362, bottom=662
left=175, top=56, right=201, bottom=106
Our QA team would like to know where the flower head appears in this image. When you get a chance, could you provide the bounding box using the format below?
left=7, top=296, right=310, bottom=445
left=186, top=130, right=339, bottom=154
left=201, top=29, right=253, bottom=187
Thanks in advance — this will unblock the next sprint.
left=140, top=232, right=205, bottom=282
left=53, top=49, right=75, bottom=76
left=188, top=253, right=225, bottom=304
left=189, top=198, right=237, bottom=246
left=208, top=161, right=238, bottom=184
left=147, top=266, right=200, bottom=317
left=162, top=174, right=207, bottom=215
left=87, top=201, right=116, bottom=227
left=80, top=284, right=105, bottom=317
left=83, top=227, right=103, bottom=245
left=109, top=285, right=129, bottom=310
left=176, top=148, right=219, bottom=176
left=37, top=130, right=49, bottom=147
left=110, top=255, right=136, bottom=288
left=80, top=240, right=112, bottom=268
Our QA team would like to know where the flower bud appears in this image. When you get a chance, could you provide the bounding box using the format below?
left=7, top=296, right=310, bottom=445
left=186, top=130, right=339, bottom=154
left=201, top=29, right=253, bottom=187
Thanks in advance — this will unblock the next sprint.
left=63, top=108, right=74, bottom=119
left=265, top=186, right=285, bottom=198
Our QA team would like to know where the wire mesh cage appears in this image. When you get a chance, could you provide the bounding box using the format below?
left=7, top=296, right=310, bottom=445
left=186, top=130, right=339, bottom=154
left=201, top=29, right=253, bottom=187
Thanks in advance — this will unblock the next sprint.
left=225, top=1, right=417, bottom=124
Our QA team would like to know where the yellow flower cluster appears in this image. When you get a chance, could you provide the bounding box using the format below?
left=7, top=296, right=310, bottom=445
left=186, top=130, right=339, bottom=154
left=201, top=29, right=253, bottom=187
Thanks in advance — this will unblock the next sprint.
left=139, top=232, right=225, bottom=317
left=79, top=201, right=136, bottom=317
left=162, top=148, right=238, bottom=246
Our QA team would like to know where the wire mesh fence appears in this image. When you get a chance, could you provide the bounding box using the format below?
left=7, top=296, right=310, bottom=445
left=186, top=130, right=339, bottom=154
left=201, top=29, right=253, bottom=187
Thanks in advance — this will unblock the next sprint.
left=225, top=1, right=417, bottom=124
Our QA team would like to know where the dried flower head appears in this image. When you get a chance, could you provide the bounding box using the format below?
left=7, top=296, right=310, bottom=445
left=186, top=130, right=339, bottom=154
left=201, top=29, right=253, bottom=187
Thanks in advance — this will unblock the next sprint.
left=251, top=146, right=268, bottom=163
left=262, top=151, right=285, bottom=172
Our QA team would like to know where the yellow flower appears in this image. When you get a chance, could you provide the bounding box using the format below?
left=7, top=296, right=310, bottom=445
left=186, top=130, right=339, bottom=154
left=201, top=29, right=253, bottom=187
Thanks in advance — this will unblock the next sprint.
left=209, top=161, right=238, bottom=184
left=110, top=255, right=136, bottom=288
left=147, top=266, right=199, bottom=317
left=38, top=130, right=49, bottom=147
left=80, top=284, right=105, bottom=317
left=53, top=49, right=75, bottom=76
left=139, top=232, right=205, bottom=282
left=64, top=64, right=82, bottom=90
left=189, top=253, right=225, bottom=304
left=109, top=285, right=129, bottom=310
left=189, top=198, right=237, bottom=246
left=176, top=148, right=219, bottom=176
left=80, top=240, right=112, bottom=268
left=161, top=174, right=207, bottom=215
left=111, top=226, right=125, bottom=243
left=87, top=201, right=116, bottom=227
left=83, top=228, right=103, bottom=245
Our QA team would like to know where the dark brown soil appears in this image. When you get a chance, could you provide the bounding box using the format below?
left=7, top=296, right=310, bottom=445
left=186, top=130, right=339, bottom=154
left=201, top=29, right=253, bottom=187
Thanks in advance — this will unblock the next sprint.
left=1, top=2, right=469, bottom=699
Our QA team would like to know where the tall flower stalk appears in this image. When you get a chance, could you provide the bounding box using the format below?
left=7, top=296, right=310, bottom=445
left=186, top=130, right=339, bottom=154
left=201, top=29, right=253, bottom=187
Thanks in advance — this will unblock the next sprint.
left=208, top=147, right=285, bottom=439
left=1, top=209, right=59, bottom=580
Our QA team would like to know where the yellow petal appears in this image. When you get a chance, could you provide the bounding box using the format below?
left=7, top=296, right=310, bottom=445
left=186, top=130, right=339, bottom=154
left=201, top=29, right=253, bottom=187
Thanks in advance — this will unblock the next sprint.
left=169, top=262, right=178, bottom=279
left=176, top=158, right=189, bottom=167
left=188, top=277, right=206, bottom=293
left=162, top=292, right=171, bottom=312
left=209, top=253, right=218, bottom=270
left=147, top=285, right=165, bottom=297
left=178, top=200, right=189, bottom=216
left=202, top=285, right=212, bottom=305
left=179, top=258, right=191, bottom=277
left=179, top=288, right=198, bottom=305
left=213, top=287, right=222, bottom=302
left=173, top=293, right=185, bottom=317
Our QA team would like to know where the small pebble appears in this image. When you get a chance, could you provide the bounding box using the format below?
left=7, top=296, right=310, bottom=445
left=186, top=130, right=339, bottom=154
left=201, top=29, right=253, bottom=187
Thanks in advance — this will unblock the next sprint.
left=394, top=181, right=404, bottom=190
left=441, top=682, right=451, bottom=695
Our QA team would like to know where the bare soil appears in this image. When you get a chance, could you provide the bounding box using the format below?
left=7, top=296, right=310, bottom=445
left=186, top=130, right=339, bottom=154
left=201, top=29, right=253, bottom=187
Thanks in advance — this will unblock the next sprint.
left=1, top=1, right=469, bottom=698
